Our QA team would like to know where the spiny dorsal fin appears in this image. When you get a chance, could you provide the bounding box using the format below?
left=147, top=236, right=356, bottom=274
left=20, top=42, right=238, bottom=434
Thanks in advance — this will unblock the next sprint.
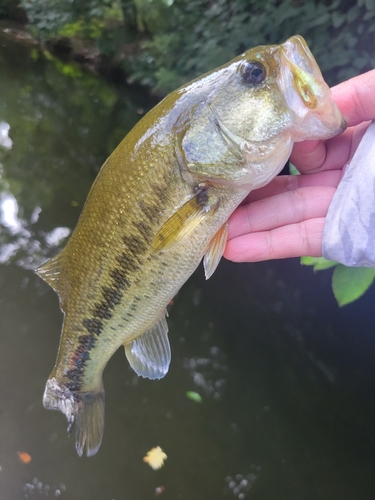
left=124, top=313, right=170, bottom=380
left=35, top=252, right=63, bottom=294
left=203, top=222, right=228, bottom=280
left=151, top=187, right=210, bottom=252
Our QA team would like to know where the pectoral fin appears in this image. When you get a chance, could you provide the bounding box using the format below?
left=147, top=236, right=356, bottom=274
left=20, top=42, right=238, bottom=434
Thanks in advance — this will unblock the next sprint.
left=151, top=187, right=210, bottom=251
left=124, top=313, right=171, bottom=379
left=203, top=223, right=228, bottom=279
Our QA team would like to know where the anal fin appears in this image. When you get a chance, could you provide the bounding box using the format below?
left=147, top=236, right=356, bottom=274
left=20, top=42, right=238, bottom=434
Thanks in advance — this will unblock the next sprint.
left=125, top=314, right=171, bottom=380
left=203, top=222, right=228, bottom=279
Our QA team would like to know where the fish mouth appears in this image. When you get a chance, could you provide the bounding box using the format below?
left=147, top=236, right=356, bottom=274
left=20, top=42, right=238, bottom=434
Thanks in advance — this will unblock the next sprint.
left=281, top=35, right=321, bottom=109
left=279, top=35, right=346, bottom=139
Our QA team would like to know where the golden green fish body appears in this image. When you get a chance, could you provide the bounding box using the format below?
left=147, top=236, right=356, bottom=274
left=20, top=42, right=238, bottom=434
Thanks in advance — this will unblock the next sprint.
left=52, top=124, right=244, bottom=383
left=37, top=35, right=345, bottom=456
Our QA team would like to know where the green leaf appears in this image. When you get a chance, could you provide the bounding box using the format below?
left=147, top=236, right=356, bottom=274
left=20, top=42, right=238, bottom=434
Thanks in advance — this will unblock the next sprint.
left=332, top=265, right=375, bottom=306
left=289, top=162, right=300, bottom=175
left=301, top=256, right=337, bottom=270
left=301, top=256, right=319, bottom=266
left=186, top=391, right=202, bottom=403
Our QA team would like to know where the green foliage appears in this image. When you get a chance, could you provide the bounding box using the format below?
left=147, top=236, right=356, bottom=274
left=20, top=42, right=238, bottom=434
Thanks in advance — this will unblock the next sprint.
left=59, top=20, right=103, bottom=40
left=126, top=0, right=252, bottom=92
left=289, top=163, right=300, bottom=176
left=132, top=0, right=171, bottom=32
left=332, top=265, right=375, bottom=306
left=21, top=0, right=74, bottom=39
left=20, top=0, right=114, bottom=40
left=125, top=0, right=375, bottom=92
left=301, top=257, right=375, bottom=306
left=301, top=256, right=337, bottom=271
left=18, top=0, right=375, bottom=94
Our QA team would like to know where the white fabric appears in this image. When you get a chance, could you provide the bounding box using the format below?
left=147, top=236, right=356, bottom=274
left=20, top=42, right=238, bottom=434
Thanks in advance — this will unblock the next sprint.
left=322, top=120, right=375, bottom=267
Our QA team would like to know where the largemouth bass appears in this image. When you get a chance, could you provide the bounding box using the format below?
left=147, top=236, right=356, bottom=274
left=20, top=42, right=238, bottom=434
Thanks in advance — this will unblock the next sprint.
left=36, top=35, right=345, bottom=457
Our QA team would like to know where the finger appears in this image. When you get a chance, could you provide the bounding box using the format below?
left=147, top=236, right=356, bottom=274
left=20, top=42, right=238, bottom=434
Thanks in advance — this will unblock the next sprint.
left=228, top=184, right=336, bottom=240
left=290, top=130, right=351, bottom=173
left=289, top=140, right=326, bottom=172
left=243, top=170, right=341, bottom=204
left=224, top=218, right=325, bottom=262
left=290, top=122, right=370, bottom=173
left=290, top=68, right=375, bottom=173
left=332, top=68, right=375, bottom=127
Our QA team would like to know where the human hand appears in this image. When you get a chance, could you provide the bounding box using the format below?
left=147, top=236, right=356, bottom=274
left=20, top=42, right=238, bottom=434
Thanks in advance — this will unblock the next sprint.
left=224, top=69, right=375, bottom=263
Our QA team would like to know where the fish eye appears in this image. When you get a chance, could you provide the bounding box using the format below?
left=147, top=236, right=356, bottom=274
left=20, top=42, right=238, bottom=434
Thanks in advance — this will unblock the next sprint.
left=240, top=61, right=266, bottom=85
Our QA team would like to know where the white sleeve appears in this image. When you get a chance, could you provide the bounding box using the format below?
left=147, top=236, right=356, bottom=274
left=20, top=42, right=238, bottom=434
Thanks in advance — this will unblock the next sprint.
left=322, top=120, right=375, bottom=267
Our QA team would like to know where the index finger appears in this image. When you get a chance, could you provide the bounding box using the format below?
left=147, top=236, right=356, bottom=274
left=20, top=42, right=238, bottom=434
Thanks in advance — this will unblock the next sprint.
left=332, top=68, right=375, bottom=127
left=290, top=122, right=369, bottom=173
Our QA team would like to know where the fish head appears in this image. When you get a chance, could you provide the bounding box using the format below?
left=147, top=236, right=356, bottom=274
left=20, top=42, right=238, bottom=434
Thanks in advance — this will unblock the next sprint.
left=181, top=35, right=345, bottom=189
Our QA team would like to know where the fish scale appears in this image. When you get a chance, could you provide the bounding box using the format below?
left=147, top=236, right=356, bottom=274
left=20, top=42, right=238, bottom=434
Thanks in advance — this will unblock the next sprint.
left=36, top=35, right=346, bottom=456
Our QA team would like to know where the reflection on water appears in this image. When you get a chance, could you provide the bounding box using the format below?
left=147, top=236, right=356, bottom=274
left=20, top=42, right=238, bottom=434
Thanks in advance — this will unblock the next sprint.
left=226, top=468, right=261, bottom=499
left=1, top=23, right=375, bottom=500
left=0, top=122, right=13, bottom=150
left=0, top=193, right=35, bottom=265
left=22, top=477, right=66, bottom=498
left=184, top=344, right=227, bottom=400
left=1, top=195, right=22, bottom=233
left=0, top=192, right=70, bottom=269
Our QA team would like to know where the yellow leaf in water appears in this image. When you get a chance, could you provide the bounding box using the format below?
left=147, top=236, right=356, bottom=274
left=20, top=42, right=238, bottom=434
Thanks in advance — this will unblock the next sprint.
left=143, top=446, right=167, bottom=470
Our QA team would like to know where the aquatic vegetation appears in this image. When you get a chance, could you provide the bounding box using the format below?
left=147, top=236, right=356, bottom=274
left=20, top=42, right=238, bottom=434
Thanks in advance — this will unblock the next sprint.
left=301, top=256, right=375, bottom=306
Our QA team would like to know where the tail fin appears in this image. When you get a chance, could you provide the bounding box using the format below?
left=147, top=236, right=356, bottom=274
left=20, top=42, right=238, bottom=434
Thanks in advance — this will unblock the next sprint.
left=43, top=378, right=105, bottom=457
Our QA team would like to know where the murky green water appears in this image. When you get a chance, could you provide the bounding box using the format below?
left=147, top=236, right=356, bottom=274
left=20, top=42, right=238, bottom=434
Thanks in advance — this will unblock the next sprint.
left=1, top=27, right=375, bottom=500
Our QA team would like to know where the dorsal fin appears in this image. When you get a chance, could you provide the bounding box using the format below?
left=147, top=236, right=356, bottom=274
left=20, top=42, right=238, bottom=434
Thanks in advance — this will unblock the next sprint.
left=35, top=252, right=63, bottom=294
left=124, top=313, right=171, bottom=380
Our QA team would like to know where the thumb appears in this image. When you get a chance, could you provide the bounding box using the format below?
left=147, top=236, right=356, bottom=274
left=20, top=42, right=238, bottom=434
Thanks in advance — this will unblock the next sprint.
left=289, top=139, right=327, bottom=173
